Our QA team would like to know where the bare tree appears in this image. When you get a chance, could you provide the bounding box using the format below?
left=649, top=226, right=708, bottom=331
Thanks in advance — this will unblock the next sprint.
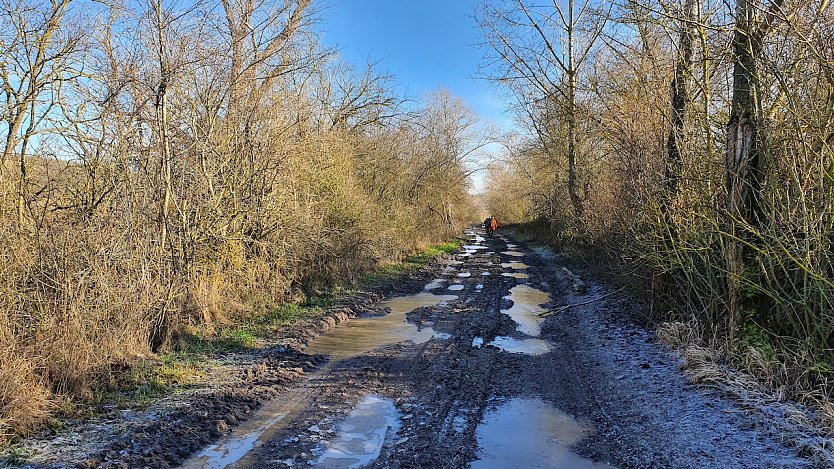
left=0, top=0, right=81, bottom=227
left=724, top=0, right=788, bottom=338
left=478, top=0, right=609, bottom=221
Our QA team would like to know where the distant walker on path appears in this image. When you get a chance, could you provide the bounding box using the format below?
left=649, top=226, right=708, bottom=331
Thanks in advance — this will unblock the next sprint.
left=484, top=215, right=498, bottom=239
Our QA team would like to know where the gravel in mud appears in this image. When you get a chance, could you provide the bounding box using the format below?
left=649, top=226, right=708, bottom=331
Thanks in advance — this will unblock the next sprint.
left=18, top=228, right=814, bottom=468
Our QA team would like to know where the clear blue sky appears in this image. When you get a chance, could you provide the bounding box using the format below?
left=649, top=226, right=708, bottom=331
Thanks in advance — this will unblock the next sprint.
left=317, top=0, right=513, bottom=132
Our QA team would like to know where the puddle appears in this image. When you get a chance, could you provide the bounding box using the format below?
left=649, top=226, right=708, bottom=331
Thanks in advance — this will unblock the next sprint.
left=500, top=262, right=529, bottom=270
left=472, top=398, right=605, bottom=469
left=481, top=272, right=490, bottom=276
left=312, top=395, right=401, bottom=468
left=476, top=284, right=483, bottom=290
left=424, top=279, right=446, bottom=290
left=501, top=285, right=550, bottom=336
left=305, top=292, right=456, bottom=361
left=472, top=337, right=484, bottom=347
left=488, top=336, right=551, bottom=355
left=501, top=272, right=530, bottom=279
left=463, top=245, right=488, bottom=250
left=448, top=285, right=465, bottom=291
left=469, top=235, right=486, bottom=243
left=181, top=390, right=309, bottom=469
left=506, top=243, right=517, bottom=248
left=439, top=259, right=464, bottom=266
left=457, top=272, right=472, bottom=278
left=501, top=251, right=524, bottom=257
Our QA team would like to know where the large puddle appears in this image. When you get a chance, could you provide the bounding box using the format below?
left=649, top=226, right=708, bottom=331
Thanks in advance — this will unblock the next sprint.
left=305, top=292, right=456, bottom=362
left=501, top=285, right=550, bottom=336
left=311, top=395, right=401, bottom=468
left=472, top=398, right=606, bottom=468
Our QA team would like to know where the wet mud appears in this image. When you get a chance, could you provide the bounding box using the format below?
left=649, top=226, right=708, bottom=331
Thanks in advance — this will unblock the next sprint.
left=18, top=227, right=815, bottom=469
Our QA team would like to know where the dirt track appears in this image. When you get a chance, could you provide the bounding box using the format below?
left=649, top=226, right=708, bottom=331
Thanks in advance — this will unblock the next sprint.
left=21, top=228, right=813, bottom=468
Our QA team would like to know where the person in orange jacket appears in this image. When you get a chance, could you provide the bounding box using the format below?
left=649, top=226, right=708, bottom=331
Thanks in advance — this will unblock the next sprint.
left=483, top=215, right=498, bottom=239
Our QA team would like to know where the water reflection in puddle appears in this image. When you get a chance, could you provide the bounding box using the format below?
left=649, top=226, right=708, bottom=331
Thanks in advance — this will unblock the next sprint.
left=501, top=272, right=530, bottom=279
left=501, top=251, right=524, bottom=257
left=506, top=243, right=518, bottom=249
left=481, top=272, right=491, bottom=276
left=489, top=336, right=551, bottom=355
left=500, top=262, right=529, bottom=270
left=458, top=272, right=472, bottom=278
left=424, top=279, right=446, bottom=290
left=305, top=293, right=456, bottom=361
left=312, top=395, right=401, bottom=468
left=472, top=398, right=606, bottom=469
left=448, top=285, right=465, bottom=291
left=181, top=390, right=309, bottom=469
left=439, top=259, right=464, bottom=266
left=501, top=285, right=550, bottom=336
left=463, top=245, right=488, bottom=250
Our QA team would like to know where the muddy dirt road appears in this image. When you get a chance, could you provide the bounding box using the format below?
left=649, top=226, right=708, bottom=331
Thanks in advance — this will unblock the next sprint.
left=23, top=228, right=813, bottom=468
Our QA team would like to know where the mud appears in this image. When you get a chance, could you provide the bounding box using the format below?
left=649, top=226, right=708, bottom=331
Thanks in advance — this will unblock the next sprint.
left=15, top=228, right=816, bottom=468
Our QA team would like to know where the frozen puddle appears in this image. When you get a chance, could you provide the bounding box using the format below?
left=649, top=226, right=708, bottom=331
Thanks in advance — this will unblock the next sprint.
left=312, top=395, right=401, bottom=468
left=501, top=272, right=530, bottom=279
left=501, top=285, right=550, bottom=336
left=500, top=262, right=529, bottom=270
left=501, top=251, right=524, bottom=257
left=472, top=398, right=606, bottom=468
left=305, top=292, right=456, bottom=361
left=489, top=336, right=551, bottom=355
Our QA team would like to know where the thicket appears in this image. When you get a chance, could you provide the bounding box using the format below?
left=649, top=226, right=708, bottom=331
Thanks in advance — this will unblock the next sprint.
left=0, top=0, right=482, bottom=441
left=479, top=0, right=834, bottom=400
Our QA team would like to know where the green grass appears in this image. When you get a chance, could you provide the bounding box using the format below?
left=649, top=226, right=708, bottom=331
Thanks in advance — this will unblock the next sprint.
left=359, top=240, right=463, bottom=286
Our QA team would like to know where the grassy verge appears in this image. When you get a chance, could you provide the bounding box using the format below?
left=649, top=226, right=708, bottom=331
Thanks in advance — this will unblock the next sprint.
left=84, top=239, right=464, bottom=412
left=358, top=240, right=462, bottom=286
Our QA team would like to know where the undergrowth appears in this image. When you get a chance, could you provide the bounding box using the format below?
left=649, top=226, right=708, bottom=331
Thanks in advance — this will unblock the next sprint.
left=0, top=238, right=463, bottom=459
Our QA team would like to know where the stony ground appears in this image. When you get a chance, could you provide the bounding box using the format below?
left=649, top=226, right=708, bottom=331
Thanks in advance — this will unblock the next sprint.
left=16, top=228, right=815, bottom=468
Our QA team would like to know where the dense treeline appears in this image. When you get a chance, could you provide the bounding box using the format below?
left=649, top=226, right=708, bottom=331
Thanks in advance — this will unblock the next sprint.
left=0, top=0, right=481, bottom=438
left=480, top=0, right=834, bottom=397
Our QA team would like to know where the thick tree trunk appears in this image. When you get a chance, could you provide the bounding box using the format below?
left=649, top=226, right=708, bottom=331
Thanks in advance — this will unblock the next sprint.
left=665, top=0, right=696, bottom=203
left=725, top=0, right=764, bottom=340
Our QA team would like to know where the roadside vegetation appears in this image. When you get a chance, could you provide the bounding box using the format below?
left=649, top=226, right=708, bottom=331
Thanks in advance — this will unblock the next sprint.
left=0, top=0, right=483, bottom=444
left=478, top=0, right=834, bottom=411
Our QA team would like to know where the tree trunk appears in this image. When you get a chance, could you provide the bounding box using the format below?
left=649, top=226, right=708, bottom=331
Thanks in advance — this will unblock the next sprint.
left=725, top=0, right=764, bottom=340
left=665, top=0, right=696, bottom=204
left=566, top=0, right=583, bottom=220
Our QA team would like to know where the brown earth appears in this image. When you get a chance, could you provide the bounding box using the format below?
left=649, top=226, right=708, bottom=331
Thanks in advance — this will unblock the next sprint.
left=17, top=228, right=814, bottom=468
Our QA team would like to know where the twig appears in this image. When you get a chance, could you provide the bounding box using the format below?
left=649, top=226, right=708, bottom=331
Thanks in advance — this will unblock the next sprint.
left=537, top=287, right=626, bottom=317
